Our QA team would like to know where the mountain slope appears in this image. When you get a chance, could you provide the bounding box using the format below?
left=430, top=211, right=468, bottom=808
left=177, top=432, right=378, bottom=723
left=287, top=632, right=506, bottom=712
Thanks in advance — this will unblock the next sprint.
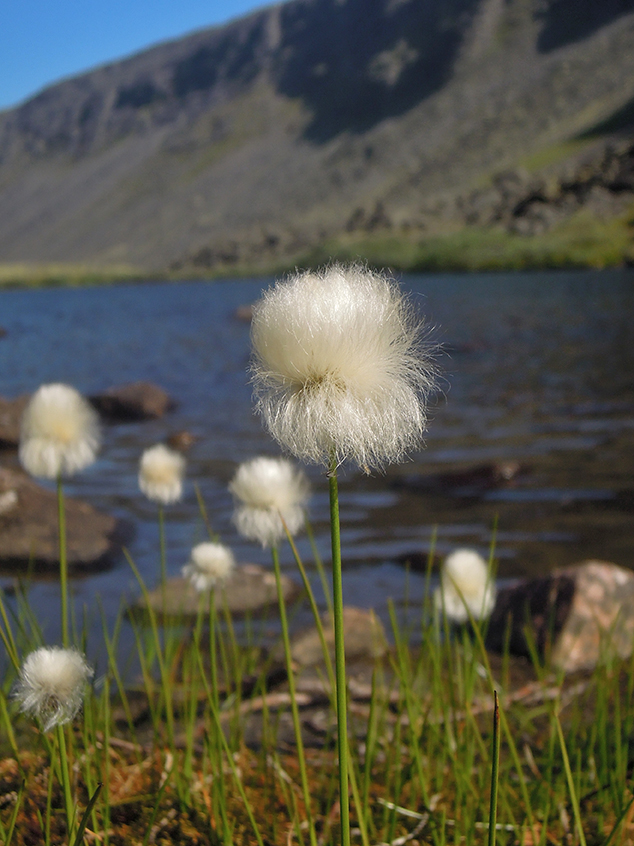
left=1, top=0, right=634, bottom=274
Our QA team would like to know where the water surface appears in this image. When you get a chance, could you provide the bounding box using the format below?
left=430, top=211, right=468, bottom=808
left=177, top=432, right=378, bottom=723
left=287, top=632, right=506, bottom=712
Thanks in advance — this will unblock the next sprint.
left=1, top=270, right=632, bottom=660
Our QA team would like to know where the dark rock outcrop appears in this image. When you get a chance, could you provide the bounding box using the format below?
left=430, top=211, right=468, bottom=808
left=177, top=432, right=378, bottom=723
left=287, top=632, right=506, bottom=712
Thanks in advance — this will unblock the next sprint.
left=458, top=140, right=634, bottom=236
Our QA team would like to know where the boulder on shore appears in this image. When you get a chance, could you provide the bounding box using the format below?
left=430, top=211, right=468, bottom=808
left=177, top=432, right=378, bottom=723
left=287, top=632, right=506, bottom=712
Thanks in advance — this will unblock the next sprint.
left=129, top=563, right=301, bottom=621
left=486, top=560, right=634, bottom=673
left=283, top=606, right=388, bottom=669
left=89, top=381, right=174, bottom=421
left=0, top=466, right=130, bottom=573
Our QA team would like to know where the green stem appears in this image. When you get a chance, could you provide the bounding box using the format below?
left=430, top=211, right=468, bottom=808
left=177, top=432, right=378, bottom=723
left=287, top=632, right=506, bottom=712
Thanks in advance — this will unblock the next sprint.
left=328, top=459, right=351, bottom=846
left=158, top=505, right=167, bottom=612
left=56, top=724, right=75, bottom=839
left=57, top=475, right=69, bottom=648
left=272, top=545, right=317, bottom=846
left=553, top=707, right=588, bottom=846
left=488, top=691, right=500, bottom=846
left=195, top=648, right=265, bottom=846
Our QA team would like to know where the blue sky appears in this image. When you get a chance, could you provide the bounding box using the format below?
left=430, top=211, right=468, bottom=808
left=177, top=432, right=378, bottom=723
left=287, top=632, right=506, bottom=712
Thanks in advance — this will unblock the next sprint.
left=0, top=1, right=272, bottom=111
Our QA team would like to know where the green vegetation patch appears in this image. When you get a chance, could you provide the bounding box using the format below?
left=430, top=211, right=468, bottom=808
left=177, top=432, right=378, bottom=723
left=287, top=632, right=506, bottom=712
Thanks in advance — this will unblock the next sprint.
left=0, top=263, right=152, bottom=289
left=297, top=206, right=634, bottom=274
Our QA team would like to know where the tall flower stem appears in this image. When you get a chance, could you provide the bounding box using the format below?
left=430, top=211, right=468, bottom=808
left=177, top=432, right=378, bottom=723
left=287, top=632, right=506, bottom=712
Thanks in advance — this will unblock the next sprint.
left=158, top=505, right=167, bottom=609
left=56, top=723, right=75, bottom=839
left=271, top=545, right=317, bottom=846
left=328, top=459, right=351, bottom=846
left=57, top=474, right=69, bottom=648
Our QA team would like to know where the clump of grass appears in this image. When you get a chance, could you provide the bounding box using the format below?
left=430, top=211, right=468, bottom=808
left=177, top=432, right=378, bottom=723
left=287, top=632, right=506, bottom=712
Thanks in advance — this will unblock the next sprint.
left=0, top=262, right=150, bottom=289
left=2, top=547, right=634, bottom=845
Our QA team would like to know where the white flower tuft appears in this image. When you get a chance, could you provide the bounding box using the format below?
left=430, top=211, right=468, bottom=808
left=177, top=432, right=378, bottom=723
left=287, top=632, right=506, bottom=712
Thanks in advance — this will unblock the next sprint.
left=250, top=263, right=436, bottom=470
left=434, top=548, right=497, bottom=624
left=13, top=646, right=93, bottom=732
left=182, top=541, right=236, bottom=592
left=138, top=444, right=185, bottom=505
left=229, top=456, right=310, bottom=547
left=19, top=383, right=101, bottom=479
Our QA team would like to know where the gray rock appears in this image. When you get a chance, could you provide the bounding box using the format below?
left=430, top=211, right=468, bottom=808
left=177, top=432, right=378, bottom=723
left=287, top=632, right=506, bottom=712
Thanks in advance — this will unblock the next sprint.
left=486, top=560, right=634, bottom=673
left=129, top=562, right=301, bottom=621
left=89, top=381, right=174, bottom=421
left=0, top=466, right=129, bottom=572
left=285, top=606, right=388, bottom=668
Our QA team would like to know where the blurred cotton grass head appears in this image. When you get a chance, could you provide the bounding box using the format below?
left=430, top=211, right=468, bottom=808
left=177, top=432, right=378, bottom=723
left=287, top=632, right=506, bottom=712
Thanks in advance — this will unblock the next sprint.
left=19, top=382, right=101, bottom=479
left=14, top=646, right=93, bottom=732
left=229, top=456, right=310, bottom=547
left=139, top=443, right=186, bottom=505
left=434, top=548, right=497, bottom=624
left=182, top=541, right=236, bottom=592
left=250, top=263, right=436, bottom=471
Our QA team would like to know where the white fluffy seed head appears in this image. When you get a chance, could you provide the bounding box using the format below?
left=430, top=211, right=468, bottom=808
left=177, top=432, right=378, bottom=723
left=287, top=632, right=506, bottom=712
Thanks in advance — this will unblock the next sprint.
left=19, top=383, right=101, bottom=479
left=138, top=444, right=185, bottom=504
left=434, top=548, right=497, bottom=624
left=250, top=263, right=436, bottom=470
left=182, top=542, right=236, bottom=592
left=229, top=456, right=310, bottom=547
left=13, top=646, right=93, bottom=732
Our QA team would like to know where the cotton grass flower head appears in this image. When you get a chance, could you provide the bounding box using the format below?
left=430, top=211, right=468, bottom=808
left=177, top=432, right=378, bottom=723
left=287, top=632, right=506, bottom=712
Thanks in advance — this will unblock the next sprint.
left=14, top=646, right=93, bottom=732
left=19, top=383, right=101, bottom=479
left=138, top=443, right=185, bottom=504
left=182, top=541, right=236, bottom=592
left=250, top=263, right=436, bottom=470
left=434, top=548, right=497, bottom=624
left=229, top=456, right=310, bottom=547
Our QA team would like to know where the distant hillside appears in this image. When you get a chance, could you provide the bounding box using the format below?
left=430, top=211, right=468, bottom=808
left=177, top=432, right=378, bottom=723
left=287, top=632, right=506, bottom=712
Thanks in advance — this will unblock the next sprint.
left=1, top=0, right=634, bottom=277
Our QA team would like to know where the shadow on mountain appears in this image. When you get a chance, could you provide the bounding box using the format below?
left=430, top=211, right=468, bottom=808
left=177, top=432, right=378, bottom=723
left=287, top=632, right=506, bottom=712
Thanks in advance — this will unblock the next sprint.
left=575, top=94, right=634, bottom=140
left=273, top=0, right=478, bottom=143
left=171, top=18, right=267, bottom=98
left=536, top=0, right=634, bottom=53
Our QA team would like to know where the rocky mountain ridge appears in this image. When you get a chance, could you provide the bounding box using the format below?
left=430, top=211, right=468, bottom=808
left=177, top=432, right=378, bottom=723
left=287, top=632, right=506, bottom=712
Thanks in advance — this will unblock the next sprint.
left=1, top=0, right=634, bottom=274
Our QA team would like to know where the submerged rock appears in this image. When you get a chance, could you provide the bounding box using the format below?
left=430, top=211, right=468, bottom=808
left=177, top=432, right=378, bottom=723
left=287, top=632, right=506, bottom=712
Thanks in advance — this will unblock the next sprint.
left=486, top=560, right=634, bottom=673
left=0, top=466, right=129, bottom=573
left=129, top=562, right=301, bottom=621
left=89, top=381, right=174, bottom=421
left=395, top=461, right=527, bottom=498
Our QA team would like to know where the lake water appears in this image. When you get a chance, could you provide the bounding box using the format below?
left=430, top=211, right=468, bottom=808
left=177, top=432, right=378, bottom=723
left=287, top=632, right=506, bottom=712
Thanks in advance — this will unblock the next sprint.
left=1, top=269, right=633, bottom=664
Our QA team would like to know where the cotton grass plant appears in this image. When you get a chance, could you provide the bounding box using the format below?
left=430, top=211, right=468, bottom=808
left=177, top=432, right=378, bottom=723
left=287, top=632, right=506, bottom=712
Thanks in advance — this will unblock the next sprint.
left=5, top=270, right=634, bottom=845
left=435, top=548, right=497, bottom=624
left=230, top=455, right=318, bottom=846
left=19, top=383, right=101, bottom=649
left=250, top=263, right=437, bottom=846
left=12, top=646, right=94, bottom=841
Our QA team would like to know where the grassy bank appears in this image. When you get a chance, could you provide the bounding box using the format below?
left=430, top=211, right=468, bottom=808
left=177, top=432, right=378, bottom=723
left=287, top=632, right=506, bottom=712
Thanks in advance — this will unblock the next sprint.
left=2, top=206, right=633, bottom=289
left=0, top=263, right=152, bottom=289
left=300, top=208, right=634, bottom=275
left=2, top=533, right=634, bottom=845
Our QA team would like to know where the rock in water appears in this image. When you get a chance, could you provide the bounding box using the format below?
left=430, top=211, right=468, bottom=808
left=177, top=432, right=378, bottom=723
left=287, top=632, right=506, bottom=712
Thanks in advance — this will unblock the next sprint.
left=89, top=381, right=174, bottom=421
left=129, top=563, right=300, bottom=621
left=0, top=467, right=129, bottom=572
left=486, top=560, right=634, bottom=673
left=0, top=395, right=29, bottom=448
